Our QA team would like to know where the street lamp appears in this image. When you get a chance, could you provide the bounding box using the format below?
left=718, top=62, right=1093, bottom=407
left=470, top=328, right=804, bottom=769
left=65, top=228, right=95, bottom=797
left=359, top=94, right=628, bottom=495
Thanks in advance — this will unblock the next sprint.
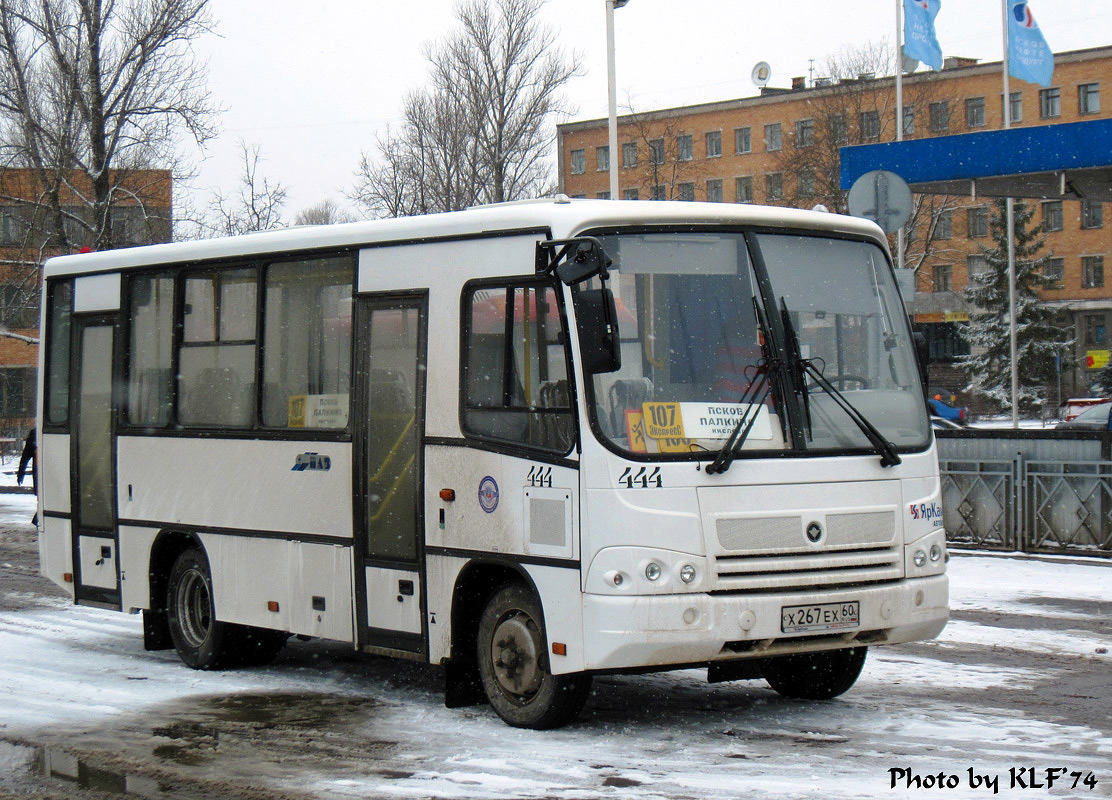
left=606, top=0, right=629, bottom=200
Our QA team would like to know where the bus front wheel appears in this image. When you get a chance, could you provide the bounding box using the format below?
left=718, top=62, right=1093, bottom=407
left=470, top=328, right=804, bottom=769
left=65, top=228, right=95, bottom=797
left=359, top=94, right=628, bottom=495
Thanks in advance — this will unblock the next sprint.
left=167, top=547, right=238, bottom=670
left=760, top=647, right=867, bottom=700
left=476, top=584, right=592, bottom=729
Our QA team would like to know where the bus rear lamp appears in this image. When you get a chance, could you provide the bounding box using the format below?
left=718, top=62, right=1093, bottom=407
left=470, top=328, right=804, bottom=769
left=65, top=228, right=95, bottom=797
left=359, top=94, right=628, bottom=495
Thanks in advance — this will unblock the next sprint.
left=914, top=549, right=927, bottom=568
left=644, top=562, right=662, bottom=581
left=680, top=564, right=697, bottom=584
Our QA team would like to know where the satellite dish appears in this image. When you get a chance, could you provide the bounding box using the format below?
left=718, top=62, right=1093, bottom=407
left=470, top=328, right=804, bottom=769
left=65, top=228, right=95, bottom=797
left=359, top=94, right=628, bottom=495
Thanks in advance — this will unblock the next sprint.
left=751, top=61, right=772, bottom=88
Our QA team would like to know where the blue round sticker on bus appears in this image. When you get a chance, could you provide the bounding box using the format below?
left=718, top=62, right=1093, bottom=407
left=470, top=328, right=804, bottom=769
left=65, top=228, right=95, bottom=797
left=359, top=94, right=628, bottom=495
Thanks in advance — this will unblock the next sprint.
left=478, top=476, right=499, bottom=513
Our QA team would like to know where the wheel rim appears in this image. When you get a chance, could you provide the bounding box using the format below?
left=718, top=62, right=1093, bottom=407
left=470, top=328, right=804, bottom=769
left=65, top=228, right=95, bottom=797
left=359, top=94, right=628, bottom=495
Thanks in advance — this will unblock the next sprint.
left=175, top=567, right=213, bottom=649
left=489, top=609, right=544, bottom=701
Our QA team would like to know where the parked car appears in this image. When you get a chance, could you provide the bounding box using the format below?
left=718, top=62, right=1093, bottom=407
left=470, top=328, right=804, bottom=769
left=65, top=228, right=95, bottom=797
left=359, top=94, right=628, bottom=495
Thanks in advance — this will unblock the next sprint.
left=927, top=395, right=967, bottom=424
left=1057, top=402, right=1112, bottom=431
left=1060, top=397, right=1111, bottom=422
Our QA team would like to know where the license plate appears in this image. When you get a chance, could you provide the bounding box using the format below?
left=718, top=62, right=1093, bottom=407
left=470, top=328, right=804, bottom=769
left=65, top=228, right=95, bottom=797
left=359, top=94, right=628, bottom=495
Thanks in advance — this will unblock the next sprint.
left=781, top=601, right=860, bottom=633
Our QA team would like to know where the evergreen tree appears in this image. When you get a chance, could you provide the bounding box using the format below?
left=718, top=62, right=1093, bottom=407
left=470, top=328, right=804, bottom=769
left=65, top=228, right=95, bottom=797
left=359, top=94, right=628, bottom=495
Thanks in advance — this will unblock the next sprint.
left=958, top=199, right=1072, bottom=414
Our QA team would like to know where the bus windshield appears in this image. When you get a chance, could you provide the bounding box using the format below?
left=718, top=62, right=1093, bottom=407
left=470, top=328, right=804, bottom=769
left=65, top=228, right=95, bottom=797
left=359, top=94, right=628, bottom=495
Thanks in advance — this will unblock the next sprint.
left=584, top=230, right=929, bottom=460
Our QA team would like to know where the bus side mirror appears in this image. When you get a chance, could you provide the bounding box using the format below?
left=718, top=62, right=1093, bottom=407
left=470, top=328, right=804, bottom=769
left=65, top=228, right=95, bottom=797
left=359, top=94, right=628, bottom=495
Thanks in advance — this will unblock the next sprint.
left=576, top=288, right=621, bottom=374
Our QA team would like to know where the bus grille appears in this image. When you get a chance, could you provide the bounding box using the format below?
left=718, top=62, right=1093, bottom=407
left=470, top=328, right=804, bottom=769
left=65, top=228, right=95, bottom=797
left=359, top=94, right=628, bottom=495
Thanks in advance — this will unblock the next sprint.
left=711, top=510, right=902, bottom=592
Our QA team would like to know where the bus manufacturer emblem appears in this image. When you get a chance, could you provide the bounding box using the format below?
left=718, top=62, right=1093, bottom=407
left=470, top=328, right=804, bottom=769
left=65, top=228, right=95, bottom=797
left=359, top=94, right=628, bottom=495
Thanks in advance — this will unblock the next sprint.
left=806, top=521, right=823, bottom=543
left=478, top=476, right=500, bottom=513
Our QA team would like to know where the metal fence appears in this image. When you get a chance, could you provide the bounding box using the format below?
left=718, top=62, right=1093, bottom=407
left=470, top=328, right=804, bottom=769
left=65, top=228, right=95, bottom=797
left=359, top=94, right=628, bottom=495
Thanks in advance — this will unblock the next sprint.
left=937, top=428, right=1112, bottom=558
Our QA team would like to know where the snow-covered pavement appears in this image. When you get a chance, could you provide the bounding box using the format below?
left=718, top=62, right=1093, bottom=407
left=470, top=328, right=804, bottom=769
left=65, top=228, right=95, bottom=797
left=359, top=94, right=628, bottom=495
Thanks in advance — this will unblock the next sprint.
left=0, top=491, right=1109, bottom=799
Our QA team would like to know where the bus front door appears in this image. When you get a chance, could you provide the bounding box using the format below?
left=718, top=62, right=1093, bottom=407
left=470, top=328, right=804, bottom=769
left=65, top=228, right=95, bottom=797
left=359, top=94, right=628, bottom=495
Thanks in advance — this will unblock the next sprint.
left=355, top=295, right=428, bottom=655
left=71, top=318, right=120, bottom=608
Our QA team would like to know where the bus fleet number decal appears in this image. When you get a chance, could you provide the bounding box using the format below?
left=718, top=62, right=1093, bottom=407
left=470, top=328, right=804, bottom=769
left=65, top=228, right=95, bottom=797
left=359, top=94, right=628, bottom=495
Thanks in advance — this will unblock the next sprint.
left=527, top=465, right=553, bottom=488
left=618, top=466, right=663, bottom=489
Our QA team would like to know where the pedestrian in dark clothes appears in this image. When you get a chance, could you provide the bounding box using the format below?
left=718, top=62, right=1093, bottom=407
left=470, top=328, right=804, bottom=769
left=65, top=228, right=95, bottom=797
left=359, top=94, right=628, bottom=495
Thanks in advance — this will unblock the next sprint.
left=17, top=429, right=37, bottom=525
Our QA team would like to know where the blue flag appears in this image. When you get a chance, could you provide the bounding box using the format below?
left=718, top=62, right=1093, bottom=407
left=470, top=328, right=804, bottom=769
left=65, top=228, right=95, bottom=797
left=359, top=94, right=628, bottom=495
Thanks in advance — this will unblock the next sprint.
left=903, top=0, right=943, bottom=72
left=1007, top=1, right=1054, bottom=87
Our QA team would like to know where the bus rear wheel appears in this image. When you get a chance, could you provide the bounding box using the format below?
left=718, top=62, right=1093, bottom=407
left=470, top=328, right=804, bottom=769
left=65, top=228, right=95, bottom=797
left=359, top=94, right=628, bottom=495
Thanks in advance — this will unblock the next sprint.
left=167, top=547, right=238, bottom=670
left=760, top=647, right=867, bottom=700
left=477, top=584, right=592, bottom=729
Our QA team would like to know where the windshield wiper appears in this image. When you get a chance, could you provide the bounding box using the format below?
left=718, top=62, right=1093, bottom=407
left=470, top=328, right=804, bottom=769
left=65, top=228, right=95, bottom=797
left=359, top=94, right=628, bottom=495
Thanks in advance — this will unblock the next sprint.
left=706, top=357, right=779, bottom=475
left=799, top=360, right=902, bottom=468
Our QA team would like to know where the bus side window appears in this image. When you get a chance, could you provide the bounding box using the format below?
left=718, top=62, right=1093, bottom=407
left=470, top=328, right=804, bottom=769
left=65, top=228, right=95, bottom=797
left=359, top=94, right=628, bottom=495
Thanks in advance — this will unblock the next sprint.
left=461, top=281, right=574, bottom=454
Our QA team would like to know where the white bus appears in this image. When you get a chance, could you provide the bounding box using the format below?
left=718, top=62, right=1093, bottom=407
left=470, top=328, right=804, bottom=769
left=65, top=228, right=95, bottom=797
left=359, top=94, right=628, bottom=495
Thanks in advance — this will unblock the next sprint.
left=37, top=198, right=948, bottom=729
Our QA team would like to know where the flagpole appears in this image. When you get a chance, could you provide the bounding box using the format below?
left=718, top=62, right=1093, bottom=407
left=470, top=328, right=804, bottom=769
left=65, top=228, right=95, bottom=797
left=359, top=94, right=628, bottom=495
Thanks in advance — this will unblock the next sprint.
left=1002, top=0, right=1019, bottom=428
left=895, top=0, right=905, bottom=271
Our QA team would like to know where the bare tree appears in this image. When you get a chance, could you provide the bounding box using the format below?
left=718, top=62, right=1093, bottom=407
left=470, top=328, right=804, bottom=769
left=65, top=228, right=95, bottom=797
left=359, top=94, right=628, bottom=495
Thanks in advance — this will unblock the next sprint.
left=622, top=102, right=709, bottom=200
left=0, top=0, right=217, bottom=252
left=353, top=0, right=578, bottom=218
left=294, top=198, right=357, bottom=227
left=197, top=141, right=286, bottom=237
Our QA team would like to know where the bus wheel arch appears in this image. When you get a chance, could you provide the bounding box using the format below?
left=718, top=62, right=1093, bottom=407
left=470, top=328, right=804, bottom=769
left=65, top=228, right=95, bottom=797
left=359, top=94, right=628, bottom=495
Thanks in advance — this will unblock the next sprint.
left=471, top=578, right=592, bottom=729
left=144, top=530, right=203, bottom=651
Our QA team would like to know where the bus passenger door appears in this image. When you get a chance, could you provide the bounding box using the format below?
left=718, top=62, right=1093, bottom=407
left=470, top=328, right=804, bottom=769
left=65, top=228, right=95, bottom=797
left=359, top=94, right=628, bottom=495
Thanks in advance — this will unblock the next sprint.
left=354, top=295, right=428, bottom=655
left=71, top=318, right=120, bottom=608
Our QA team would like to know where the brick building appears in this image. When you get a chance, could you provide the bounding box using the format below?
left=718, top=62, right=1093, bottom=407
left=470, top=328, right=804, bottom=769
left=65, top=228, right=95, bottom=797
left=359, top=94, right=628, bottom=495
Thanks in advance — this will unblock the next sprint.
left=0, top=168, right=172, bottom=441
left=557, top=46, right=1112, bottom=404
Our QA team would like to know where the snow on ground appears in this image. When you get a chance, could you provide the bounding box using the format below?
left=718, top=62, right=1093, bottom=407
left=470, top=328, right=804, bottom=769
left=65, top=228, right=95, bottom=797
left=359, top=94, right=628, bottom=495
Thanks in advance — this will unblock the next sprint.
left=0, top=488, right=1109, bottom=800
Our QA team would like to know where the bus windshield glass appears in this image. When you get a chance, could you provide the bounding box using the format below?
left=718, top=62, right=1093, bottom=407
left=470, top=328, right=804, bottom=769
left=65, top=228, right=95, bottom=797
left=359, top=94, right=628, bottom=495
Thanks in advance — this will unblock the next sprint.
left=584, top=230, right=929, bottom=459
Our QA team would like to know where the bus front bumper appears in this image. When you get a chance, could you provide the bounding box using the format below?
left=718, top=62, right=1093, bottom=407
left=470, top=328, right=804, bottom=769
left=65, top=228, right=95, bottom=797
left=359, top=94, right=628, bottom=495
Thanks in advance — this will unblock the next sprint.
left=577, top=575, right=948, bottom=673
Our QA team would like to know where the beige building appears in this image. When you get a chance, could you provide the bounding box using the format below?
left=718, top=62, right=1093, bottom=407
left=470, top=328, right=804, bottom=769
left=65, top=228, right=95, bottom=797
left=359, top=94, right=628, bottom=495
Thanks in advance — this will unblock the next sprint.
left=558, top=46, right=1112, bottom=403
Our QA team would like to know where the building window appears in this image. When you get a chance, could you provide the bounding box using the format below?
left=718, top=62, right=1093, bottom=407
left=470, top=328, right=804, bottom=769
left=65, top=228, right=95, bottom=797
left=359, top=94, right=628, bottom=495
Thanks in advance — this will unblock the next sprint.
left=0, top=284, right=39, bottom=329
left=858, top=110, right=880, bottom=142
left=706, top=179, right=723, bottom=203
left=929, top=101, right=950, bottom=133
left=650, top=185, right=666, bottom=201
left=764, top=123, right=782, bottom=152
left=622, top=141, right=638, bottom=168
left=705, top=131, right=722, bottom=158
left=677, top=182, right=695, bottom=202
left=765, top=172, right=783, bottom=201
left=968, top=207, right=989, bottom=238
left=649, top=138, right=664, bottom=165
left=932, top=264, right=953, bottom=293
left=965, top=97, right=986, bottom=128
left=596, top=146, right=610, bottom=172
left=1084, top=314, right=1107, bottom=346
left=597, top=191, right=610, bottom=200
left=1042, top=200, right=1063, bottom=231
left=622, top=188, right=639, bottom=201
left=1079, top=83, right=1100, bottom=115
left=797, top=169, right=816, bottom=197
left=735, top=176, right=753, bottom=203
left=795, top=118, right=814, bottom=148
left=676, top=135, right=692, bottom=162
left=902, top=106, right=915, bottom=137
left=1005, top=91, right=1023, bottom=123
left=1040, top=87, right=1060, bottom=118
left=1083, top=255, right=1105, bottom=289
left=0, top=368, right=35, bottom=417
left=935, top=210, right=953, bottom=240
left=1044, top=257, right=1064, bottom=288
left=570, top=149, right=585, bottom=174
left=828, top=114, right=848, bottom=145
left=734, top=127, right=751, bottom=154
left=966, top=255, right=989, bottom=282
left=1081, top=201, right=1103, bottom=229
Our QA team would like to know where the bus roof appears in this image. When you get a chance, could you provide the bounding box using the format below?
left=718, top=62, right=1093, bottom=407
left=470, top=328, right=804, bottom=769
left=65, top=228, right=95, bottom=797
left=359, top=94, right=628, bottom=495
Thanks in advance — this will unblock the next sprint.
left=42, top=198, right=887, bottom=278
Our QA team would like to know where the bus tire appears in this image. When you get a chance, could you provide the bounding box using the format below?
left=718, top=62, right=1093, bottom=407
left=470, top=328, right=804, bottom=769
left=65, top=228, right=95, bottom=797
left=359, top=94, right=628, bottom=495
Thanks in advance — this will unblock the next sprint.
left=760, top=646, right=867, bottom=700
left=166, top=547, right=238, bottom=670
left=477, top=584, right=592, bottom=729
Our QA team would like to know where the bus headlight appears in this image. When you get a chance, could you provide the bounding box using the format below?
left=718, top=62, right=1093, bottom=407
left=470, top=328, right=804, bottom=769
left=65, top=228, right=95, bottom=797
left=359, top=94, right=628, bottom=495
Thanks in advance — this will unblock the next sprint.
left=679, top=564, right=697, bottom=584
left=930, top=544, right=943, bottom=562
left=644, top=562, right=662, bottom=581
left=914, top=549, right=927, bottom=568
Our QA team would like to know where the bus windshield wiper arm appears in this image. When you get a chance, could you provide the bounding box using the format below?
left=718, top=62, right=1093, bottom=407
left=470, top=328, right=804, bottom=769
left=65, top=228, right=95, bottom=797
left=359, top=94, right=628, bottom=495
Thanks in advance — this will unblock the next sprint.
left=706, top=357, right=778, bottom=475
left=800, top=361, right=902, bottom=468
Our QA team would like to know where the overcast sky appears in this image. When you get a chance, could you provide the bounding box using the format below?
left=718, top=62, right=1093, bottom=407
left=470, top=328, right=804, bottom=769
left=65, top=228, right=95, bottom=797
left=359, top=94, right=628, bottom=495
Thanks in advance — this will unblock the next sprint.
left=189, top=0, right=1112, bottom=219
